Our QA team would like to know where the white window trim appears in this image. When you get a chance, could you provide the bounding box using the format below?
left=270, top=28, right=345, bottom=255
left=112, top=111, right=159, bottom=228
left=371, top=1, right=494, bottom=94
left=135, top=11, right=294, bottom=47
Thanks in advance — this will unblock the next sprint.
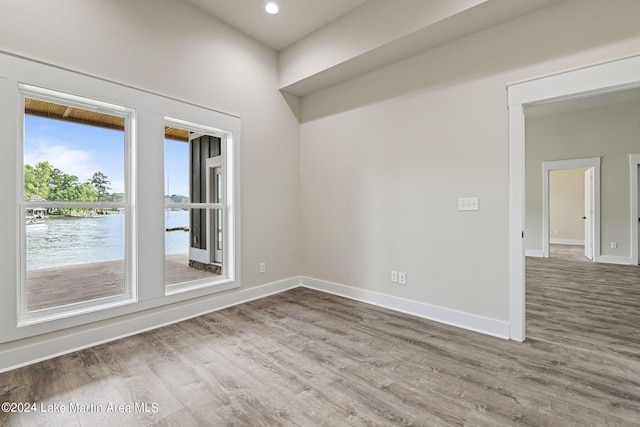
left=17, top=84, right=137, bottom=326
left=0, top=50, right=241, bottom=344
left=164, top=117, right=237, bottom=295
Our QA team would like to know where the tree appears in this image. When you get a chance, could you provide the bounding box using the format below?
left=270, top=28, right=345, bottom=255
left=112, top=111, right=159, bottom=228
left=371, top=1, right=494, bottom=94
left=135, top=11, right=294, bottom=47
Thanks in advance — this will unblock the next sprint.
left=107, top=192, right=125, bottom=203
left=75, top=182, right=98, bottom=202
left=24, top=161, right=51, bottom=201
left=90, top=172, right=111, bottom=202
left=48, top=168, right=81, bottom=201
left=165, top=194, right=189, bottom=204
left=24, top=164, right=38, bottom=201
left=23, top=163, right=120, bottom=213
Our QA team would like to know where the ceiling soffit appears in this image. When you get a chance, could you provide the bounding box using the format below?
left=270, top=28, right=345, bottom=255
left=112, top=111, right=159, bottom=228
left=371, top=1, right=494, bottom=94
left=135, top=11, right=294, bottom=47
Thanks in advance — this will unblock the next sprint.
left=279, top=0, right=565, bottom=98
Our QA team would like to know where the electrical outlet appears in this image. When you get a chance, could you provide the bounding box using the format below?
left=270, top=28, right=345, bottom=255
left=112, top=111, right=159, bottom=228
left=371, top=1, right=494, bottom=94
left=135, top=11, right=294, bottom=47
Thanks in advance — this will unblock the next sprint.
left=391, top=271, right=398, bottom=283
left=259, top=262, right=266, bottom=273
left=398, top=272, right=407, bottom=285
left=611, top=242, right=617, bottom=249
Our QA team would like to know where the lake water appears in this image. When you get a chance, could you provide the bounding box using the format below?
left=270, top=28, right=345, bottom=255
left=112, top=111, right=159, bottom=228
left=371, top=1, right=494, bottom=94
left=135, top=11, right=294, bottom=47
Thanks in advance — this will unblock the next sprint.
left=26, top=210, right=190, bottom=270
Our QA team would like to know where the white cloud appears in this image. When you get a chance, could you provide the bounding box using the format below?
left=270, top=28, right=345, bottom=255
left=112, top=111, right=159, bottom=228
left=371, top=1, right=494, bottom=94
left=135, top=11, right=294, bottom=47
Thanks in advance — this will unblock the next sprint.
left=25, top=138, right=98, bottom=184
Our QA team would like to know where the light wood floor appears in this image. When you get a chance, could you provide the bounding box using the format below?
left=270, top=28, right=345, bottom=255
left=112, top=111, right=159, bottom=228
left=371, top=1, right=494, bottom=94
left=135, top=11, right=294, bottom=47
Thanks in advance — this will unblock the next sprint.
left=527, top=245, right=640, bottom=357
left=2, top=249, right=639, bottom=426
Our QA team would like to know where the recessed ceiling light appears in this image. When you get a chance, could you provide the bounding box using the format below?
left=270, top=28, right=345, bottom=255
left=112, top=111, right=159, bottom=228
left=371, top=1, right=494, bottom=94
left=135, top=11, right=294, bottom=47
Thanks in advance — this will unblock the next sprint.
left=265, top=2, right=279, bottom=14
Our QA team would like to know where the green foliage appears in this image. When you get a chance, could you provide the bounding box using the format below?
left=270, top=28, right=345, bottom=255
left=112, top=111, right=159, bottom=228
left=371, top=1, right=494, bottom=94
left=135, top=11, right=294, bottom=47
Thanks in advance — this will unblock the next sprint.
left=24, top=161, right=52, bottom=201
left=24, top=161, right=106, bottom=205
left=165, top=194, right=189, bottom=204
left=107, top=192, right=125, bottom=203
left=24, top=162, right=189, bottom=210
left=90, top=171, right=111, bottom=202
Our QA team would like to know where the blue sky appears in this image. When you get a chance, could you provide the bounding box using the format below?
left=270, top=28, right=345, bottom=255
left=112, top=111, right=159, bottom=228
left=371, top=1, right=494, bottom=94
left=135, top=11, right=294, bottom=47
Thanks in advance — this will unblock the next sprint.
left=164, top=139, right=189, bottom=197
left=24, top=115, right=190, bottom=197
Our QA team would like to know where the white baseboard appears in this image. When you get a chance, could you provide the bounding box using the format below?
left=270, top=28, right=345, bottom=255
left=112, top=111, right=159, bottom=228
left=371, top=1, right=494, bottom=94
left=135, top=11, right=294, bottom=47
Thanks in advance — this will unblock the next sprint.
left=300, top=276, right=510, bottom=340
left=2, top=275, right=516, bottom=373
left=525, top=249, right=544, bottom=257
left=550, top=239, right=584, bottom=246
left=598, top=255, right=634, bottom=265
left=0, top=277, right=301, bottom=374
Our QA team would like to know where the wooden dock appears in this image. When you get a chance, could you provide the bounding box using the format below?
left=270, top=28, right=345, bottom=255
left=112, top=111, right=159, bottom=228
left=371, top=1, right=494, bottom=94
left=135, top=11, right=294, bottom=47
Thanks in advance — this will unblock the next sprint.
left=26, top=254, right=218, bottom=312
left=165, top=226, right=189, bottom=232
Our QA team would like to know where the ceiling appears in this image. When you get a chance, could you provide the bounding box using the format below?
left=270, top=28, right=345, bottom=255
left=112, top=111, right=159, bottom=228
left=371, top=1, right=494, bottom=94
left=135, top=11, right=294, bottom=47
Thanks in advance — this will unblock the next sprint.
left=29, top=1, right=638, bottom=131
left=183, top=0, right=368, bottom=50
left=182, top=0, right=568, bottom=98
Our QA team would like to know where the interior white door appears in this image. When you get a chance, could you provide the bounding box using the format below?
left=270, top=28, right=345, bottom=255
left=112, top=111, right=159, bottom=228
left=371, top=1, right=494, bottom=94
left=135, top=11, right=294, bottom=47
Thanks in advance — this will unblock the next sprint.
left=584, top=168, right=593, bottom=260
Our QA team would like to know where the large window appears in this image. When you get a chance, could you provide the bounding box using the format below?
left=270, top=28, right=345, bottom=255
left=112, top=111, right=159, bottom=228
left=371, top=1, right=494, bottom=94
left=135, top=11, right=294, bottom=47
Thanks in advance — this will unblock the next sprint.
left=1, top=52, right=240, bottom=345
left=164, top=119, right=235, bottom=292
left=19, top=85, right=134, bottom=323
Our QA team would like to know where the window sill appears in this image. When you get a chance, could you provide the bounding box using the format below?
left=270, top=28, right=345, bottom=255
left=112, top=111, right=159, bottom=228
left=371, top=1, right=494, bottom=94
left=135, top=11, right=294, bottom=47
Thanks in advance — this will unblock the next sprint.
left=18, top=294, right=137, bottom=328
left=165, top=276, right=237, bottom=297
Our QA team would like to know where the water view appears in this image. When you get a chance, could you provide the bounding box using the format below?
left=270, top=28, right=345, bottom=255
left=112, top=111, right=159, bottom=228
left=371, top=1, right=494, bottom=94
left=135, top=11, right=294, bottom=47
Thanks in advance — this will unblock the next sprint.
left=26, top=210, right=190, bottom=270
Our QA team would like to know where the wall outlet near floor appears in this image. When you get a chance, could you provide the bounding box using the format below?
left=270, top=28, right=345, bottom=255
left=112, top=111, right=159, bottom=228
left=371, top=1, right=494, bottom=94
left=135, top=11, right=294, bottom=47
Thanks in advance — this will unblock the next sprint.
left=398, top=272, right=407, bottom=285
left=611, top=242, right=617, bottom=249
left=259, top=262, right=266, bottom=273
left=391, top=271, right=398, bottom=283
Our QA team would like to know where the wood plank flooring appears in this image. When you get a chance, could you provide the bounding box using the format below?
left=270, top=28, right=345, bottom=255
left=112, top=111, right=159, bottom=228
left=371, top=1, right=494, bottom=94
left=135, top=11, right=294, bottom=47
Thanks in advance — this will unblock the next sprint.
left=527, top=245, right=640, bottom=357
left=2, top=249, right=639, bottom=426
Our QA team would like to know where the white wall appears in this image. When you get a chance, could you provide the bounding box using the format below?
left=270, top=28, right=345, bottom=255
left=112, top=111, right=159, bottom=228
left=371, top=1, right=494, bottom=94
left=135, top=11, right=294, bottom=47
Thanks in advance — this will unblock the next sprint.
left=3, top=0, right=640, bottom=369
left=278, top=0, right=485, bottom=89
left=549, top=169, right=586, bottom=244
left=0, top=0, right=300, bottom=367
left=299, top=0, right=640, bottom=323
left=526, top=100, right=640, bottom=257
left=0, top=0, right=301, bottom=286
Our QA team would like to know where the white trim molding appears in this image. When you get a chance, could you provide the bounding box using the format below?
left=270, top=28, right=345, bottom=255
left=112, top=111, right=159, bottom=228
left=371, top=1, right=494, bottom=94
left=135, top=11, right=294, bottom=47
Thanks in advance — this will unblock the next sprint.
left=1, top=275, right=516, bottom=373
left=549, top=239, right=585, bottom=246
left=508, top=52, right=640, bottom=342
left=0, top=50, right=243, bottom=344
left=0, top=277, right=300, bottom=374
left=525, top=249, right=545, bottom=258
left=598, top=255, right=634, bottom=265
left=508, top=104, right=526, bottom=342
left=542, top=158, right=601, bottom=260
left=630, top=153, right=640, bottom=265
left=300, top=277, right=510, bottom=340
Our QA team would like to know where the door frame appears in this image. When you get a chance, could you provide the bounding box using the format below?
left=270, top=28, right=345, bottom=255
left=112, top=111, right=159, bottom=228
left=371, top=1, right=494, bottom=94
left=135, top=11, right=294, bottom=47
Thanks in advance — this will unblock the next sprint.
left=507, top=53, right=640, bottom=342
left=584, top=168, right=594, bottom=261
left=630, top=154, right=640, bottom=264
left=542, top=158, right=600, bottom=260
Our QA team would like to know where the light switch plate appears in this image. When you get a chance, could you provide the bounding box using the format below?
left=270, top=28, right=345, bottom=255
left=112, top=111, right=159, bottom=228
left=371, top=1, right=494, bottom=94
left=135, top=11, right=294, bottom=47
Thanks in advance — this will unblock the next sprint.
left=458, top=197, right=479, bottom=211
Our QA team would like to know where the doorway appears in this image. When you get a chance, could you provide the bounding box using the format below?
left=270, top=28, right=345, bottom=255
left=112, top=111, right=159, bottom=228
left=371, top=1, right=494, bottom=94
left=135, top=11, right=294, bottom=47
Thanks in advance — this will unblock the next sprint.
left=507, top=53, right=640, bottom=341
left=543, top=159, right=600, bottom=261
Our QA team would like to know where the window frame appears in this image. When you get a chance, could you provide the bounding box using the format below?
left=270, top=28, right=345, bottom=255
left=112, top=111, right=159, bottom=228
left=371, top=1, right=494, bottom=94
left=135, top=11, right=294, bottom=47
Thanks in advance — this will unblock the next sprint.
left=0, top=50, right=241, bottom=345
left=163, top=117, right=236, bottom=294
left=17, top=84, right=137, bottom=326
